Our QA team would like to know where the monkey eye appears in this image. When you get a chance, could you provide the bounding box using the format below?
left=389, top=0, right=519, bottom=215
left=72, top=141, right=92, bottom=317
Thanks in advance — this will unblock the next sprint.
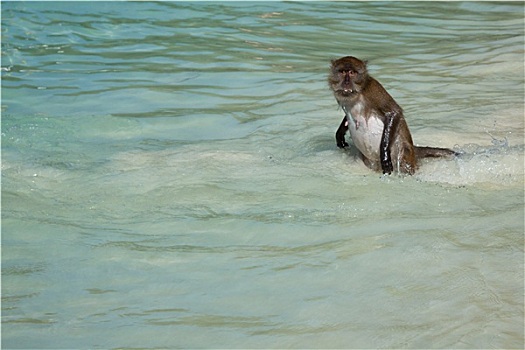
left=338, top=69, right=356, bottom=75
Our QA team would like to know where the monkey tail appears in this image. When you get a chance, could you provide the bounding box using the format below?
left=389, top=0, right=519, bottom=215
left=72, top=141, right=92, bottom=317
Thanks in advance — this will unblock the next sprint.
left=415, top=146, right=458, bottom=159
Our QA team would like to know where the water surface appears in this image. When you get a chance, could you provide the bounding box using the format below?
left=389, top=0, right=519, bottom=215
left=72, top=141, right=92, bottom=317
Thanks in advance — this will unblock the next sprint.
left=2, top=2, right=524, bottom=349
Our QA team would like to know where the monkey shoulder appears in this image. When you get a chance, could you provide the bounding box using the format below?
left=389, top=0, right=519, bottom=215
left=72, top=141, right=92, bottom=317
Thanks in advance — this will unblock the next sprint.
left=364, top=77, right=402, bottom=119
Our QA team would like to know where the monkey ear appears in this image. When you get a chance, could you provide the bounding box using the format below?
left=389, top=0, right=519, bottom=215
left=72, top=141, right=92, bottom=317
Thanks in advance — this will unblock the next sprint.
left=363, top=60, right=369, bottom=67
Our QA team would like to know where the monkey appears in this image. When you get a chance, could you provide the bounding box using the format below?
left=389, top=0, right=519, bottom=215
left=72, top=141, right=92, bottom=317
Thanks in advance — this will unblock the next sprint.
left=328, top=56, right=456, bottom=175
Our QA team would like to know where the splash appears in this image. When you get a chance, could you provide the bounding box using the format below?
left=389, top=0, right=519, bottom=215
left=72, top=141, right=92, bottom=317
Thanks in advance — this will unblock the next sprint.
left=416, top=133, right=524, bottom=188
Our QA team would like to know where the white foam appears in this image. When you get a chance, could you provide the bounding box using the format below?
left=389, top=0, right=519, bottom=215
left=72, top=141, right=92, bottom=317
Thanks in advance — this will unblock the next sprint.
left=416, top=141, right=524, bottom=188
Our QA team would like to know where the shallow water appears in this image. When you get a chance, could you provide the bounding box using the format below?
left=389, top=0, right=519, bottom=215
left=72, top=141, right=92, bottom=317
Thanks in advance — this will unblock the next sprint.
left=1, top=2, right=524, bottom=349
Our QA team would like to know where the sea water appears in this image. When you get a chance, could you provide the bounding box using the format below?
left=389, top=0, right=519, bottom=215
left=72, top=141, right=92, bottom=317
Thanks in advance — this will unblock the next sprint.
left=1, top=2, right=524, bottom=349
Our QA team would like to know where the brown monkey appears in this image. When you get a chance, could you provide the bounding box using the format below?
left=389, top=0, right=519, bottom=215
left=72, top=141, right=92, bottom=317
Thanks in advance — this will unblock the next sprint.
left=328, top=56, right=456, bottom=175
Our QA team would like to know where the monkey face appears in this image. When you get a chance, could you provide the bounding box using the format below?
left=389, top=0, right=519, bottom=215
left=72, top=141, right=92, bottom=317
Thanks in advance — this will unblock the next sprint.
left=329, top=56, right=368, bottom=100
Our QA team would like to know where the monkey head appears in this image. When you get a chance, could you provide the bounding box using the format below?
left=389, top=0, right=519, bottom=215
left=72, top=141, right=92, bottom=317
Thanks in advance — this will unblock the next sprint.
left=329, top=56, right=369, bottom=101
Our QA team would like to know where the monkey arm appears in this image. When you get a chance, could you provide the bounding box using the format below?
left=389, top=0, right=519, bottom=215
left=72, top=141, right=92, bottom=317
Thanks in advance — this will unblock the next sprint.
left=335, top=116, right=349, bottom=148
left=380, top=111, right=397, bottom=174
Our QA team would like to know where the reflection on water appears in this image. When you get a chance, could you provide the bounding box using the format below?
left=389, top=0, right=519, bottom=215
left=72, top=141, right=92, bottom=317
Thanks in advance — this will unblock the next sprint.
left=2, top=1, right=524, bottom=349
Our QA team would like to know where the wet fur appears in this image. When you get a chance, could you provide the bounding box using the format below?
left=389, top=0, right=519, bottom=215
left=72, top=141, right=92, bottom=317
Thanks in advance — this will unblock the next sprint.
left=329, top=56, right=456, bottom=175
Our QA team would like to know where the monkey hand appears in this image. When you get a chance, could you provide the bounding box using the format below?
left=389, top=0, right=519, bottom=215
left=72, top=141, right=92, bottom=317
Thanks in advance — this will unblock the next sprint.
left=381, top=155, right=393, bottom=175
left=337, top=139, right=349, bottom=148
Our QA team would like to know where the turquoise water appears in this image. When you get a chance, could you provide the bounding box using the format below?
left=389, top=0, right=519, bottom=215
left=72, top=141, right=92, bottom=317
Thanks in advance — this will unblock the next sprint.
left=2, top=1, right=524, bottom=348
